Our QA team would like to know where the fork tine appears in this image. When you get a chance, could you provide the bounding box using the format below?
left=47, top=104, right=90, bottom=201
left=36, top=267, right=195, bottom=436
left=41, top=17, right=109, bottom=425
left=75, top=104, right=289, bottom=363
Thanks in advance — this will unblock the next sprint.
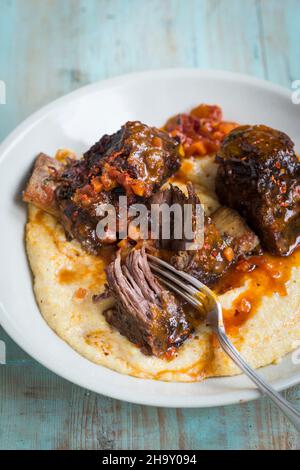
left=149, top=261, right=209, bottom=310
left=154, top=273, right=202, bottom=310
left=148, top=254, right=213, bottom=298
left=149, top=262, right=198, bottom=297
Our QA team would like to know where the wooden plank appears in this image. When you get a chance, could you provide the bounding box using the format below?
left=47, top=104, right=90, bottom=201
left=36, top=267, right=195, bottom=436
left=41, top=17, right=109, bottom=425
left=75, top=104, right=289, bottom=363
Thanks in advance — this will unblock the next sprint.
left=257, top=0, right=300, bottom=86
left=0, top=0, right=264, bottom=141
left=1, top=358, right=299, bottom=449
left=0, top=0, right=300, bottom=450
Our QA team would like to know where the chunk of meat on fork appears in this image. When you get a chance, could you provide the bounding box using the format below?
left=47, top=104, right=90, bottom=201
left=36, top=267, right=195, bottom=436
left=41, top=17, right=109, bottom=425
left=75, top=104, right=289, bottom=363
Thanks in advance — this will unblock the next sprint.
left=104, top=248, right=192, bottom=357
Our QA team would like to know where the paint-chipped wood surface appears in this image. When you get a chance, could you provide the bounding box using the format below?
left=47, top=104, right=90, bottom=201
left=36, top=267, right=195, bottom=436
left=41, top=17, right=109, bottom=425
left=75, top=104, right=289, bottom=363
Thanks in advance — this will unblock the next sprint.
left=0, top=0, right=300, bottom=450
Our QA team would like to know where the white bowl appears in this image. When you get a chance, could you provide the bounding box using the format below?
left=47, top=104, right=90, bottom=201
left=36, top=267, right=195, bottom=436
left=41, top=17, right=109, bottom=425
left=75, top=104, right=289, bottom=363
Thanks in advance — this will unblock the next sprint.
left=0, top=69, right=300, bottom=408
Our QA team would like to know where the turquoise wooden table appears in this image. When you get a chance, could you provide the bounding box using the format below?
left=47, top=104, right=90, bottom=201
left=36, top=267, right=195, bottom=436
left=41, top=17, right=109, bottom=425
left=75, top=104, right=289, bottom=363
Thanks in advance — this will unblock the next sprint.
left=0, top=0, right=300, bottom=450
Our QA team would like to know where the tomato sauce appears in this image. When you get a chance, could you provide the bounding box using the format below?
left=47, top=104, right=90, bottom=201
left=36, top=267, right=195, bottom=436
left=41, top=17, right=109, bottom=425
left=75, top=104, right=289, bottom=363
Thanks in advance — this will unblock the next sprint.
left=214, top=248, right=300, bottom=334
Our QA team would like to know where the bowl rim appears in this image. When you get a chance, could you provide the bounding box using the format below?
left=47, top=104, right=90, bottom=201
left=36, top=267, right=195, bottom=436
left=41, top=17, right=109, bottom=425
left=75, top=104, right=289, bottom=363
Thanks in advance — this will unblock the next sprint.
left=0, top=67, right=292, bottom=164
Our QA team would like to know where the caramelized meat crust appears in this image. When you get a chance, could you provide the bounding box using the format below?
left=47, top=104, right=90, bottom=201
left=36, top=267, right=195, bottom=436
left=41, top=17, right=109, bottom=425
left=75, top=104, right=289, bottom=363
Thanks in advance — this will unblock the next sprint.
left=24, top=122, right=180, bottom=254
left=55, top=160, right=124, bottom=253
left=216, top=125, right=300, bottom=256
left=84, top=121, right=181, bottom=197
left=53, top=121, right=181, bottom=252
left=104, top=249, right=192, bottom=357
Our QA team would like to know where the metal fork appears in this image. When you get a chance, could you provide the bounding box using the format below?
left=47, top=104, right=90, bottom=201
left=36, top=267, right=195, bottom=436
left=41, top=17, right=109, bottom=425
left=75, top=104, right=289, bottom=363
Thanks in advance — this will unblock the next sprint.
left=148, top=254, right=300, bottom=431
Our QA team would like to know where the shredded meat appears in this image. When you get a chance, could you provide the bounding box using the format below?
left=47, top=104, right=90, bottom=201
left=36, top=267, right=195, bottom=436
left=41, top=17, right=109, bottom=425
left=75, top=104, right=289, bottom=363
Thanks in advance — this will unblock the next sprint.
left=105, top=248, right=192, bottom=357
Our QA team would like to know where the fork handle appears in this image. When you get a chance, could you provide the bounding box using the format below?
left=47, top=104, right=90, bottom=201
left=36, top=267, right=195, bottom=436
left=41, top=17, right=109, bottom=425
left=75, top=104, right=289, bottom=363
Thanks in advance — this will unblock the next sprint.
left=216, top=327, right=300, bottom=432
